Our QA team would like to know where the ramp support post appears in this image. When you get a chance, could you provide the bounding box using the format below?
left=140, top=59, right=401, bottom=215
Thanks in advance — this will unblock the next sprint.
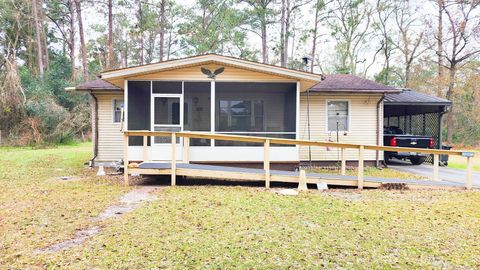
left=264, top=139, right=270, bottom=188
left=171, top=133, right=176, bottom=186
left=358, top=146, right=364, bottom=189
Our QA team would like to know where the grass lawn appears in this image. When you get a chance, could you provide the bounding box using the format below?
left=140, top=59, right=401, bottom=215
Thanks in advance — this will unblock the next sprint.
left=1, top=144, right=480, bottom=269
left=448, top=152, right=480, bottom=172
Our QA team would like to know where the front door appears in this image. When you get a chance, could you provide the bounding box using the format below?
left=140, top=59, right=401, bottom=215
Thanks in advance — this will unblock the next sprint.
left=151, top=94, right=183, bottom=160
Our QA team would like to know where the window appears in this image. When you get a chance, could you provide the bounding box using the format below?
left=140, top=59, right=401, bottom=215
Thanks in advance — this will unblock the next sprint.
left=327, top=100, right=349, bottom=132
left=113, top=99, right=124, bottom=123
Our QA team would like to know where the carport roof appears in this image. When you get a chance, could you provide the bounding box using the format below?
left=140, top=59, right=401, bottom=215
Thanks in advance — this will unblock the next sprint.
left=384, top=89, right=451, bottom=106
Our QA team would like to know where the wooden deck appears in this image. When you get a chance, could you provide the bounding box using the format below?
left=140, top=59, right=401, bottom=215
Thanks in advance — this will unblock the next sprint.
left=128, top=162, right=468, bottom=189
left=124, top=131, right=476, bottom=190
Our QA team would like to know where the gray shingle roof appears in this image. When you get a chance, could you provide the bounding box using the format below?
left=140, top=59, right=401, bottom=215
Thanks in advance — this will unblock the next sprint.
left=309, top=74, right=400, bottom=93
left=75, top=79, right=121, bottom=91
left=384, top=89, right=451, bottom=105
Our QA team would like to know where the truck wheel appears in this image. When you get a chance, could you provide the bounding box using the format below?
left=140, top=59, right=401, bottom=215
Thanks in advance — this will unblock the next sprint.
left=410, top=156, right=426, bottom=165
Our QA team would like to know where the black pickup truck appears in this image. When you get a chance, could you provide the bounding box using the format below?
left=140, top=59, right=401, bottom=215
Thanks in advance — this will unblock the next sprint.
left=384, top=126, right=435, bottom=165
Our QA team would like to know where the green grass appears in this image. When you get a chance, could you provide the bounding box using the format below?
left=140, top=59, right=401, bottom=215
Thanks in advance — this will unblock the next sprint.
left=448, top=153, right=480, bottom=172
left=0, top=142, right=131, bottom=268
left=1, top=144, right=480, bottom=269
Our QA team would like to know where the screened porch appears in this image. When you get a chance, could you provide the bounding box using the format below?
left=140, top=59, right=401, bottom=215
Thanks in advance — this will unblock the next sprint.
left=125, top=80, right=299, bottom=162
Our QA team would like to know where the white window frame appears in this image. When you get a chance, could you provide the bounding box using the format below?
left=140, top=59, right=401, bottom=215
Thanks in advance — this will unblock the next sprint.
left=113, top=99, right=124, bottom=123
left=150, top=81, right=184, bottom=145
left=325, top=99, right=351, bottom=133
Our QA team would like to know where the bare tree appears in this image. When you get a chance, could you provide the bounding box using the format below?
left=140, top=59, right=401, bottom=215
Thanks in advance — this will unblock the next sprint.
left=328, top=0, right=372, bottom=74
left=74, top=0, right=89, bottom=79
left=393, top=0, right=428, bottom=87
left=436, top=0, right=480, bottom=144
left=159, top=0, right=166, bottom=61
left=309, top=0, right=330, bottom=72
left=279, top=0, right=311, bottom=67
left=436, top=0, right=444, bottom=96
left=372, top=0, right=396, bottom=83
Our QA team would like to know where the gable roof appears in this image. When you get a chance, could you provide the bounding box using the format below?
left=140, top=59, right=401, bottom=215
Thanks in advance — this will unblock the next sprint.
left=309, top=74, right=401, bottom=93
left=384, top=89, right=451, bottom=106
left=73, top=79, right=122, bottom=91
left=99, top=54, right=324, bottom=82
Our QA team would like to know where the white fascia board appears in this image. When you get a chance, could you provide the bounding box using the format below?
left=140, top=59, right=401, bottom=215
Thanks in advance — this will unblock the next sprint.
left=100, top=55, right=322, bottom=82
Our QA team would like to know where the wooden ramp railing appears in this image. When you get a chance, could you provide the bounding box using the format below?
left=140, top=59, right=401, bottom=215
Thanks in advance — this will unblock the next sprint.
left=123, top=131, right=476, bottom=190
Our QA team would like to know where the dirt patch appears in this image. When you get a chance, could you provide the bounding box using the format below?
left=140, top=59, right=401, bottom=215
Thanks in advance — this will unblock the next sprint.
left=35, top=186, right=161, bottom=254
left=93, top=186, right=160, bottom=221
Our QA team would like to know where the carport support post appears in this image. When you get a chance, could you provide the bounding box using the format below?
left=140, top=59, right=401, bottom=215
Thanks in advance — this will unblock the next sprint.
left=358, top=146, right=364, bottom=189
left=171, top=133, right=176, bottom=186
left=123, top=133, right=129, bottom=186
left=341, top=148, right=346, bottom=175
left=466, top=157, right=473, bottom=190
left=264, top=139, right=270, bottom=189
left=433, top=154, right=440, bottom=181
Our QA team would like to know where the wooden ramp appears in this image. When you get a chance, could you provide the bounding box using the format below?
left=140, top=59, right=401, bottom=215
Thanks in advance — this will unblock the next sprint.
left=128, top=162, right=467, bottom=189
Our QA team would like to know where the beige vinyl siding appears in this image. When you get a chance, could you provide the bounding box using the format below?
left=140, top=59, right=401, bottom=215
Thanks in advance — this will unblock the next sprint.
left=106, top=63, right=317, bottom=92
left=96, top=93, right=124, bottom=161
left=299, top=93, right=383, bottom=161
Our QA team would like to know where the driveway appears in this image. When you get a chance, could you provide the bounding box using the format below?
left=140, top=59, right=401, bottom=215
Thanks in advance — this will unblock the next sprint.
left=387, top=159, right=480, bottom=188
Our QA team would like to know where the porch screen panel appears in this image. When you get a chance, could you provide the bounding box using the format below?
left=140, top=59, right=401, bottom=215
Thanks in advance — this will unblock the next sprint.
left=128, top=81, right=151, bottom=146
left=152, top=81, right=182, bottom=94
left=215, top=82, right=296, bottom=146
left=184, top=82, right=211, bottom=146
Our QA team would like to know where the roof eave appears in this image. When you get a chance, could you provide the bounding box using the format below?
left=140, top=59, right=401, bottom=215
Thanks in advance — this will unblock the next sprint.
left=309, top=89, right=402, bottom=93
left=384, top=102, right=452, bottom=106
left=100, top=54, right=323, bottom=82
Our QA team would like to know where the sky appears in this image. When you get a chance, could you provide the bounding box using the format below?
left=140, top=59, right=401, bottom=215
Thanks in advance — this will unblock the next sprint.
left=77, top=0, right=443, bottom=77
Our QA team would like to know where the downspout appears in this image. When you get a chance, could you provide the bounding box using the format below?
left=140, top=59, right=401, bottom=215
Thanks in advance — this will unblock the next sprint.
left=88, top=91, right=99, bottom=167
left=376, top=94, right=386, bottom=168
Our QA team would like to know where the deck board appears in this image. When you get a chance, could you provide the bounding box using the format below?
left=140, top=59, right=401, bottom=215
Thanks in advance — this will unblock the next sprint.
left=135, top=162, right=468, bottom=188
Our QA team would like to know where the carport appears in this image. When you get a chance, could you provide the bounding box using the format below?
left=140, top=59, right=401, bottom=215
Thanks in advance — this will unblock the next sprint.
left=383, top=89, right=452, bottom=163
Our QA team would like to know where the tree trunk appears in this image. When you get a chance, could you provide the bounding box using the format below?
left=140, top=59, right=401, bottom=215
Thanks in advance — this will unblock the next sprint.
left=310, top=2, right=320, bottom=73
left=280, top=0, right=286, bottom=67
left=138, top=2, right=144, bottom=65
left=74, top=0, right=89, bottom=80
left=445, top=66, right=455, bottom=144
left=159, top=0, right=166, bottom=61
left=436, top=0, right=443, bottom=97
left=107, top=0, right=114, bottom=68
left=68, top=0, right=76, bottom=79
left=261, top=17, right=268, bottom=63
left=32, top=0, right=44, bottom=76
left=283, top=0, right=290, bottom=67
left=404, top=62, right=410, bottom=88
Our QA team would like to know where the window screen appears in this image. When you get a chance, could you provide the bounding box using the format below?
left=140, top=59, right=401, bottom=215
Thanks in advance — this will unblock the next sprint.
left=327, top=100, right=349, bottom=132
left=152, top=81, right=182, bottom=94
left=215, top=82, right=296, bottom=146
left=184, top=82, right=211, bottom=146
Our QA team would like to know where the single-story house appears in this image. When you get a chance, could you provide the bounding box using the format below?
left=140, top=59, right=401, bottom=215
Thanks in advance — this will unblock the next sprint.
left=71, top=54, right=449, bottom=169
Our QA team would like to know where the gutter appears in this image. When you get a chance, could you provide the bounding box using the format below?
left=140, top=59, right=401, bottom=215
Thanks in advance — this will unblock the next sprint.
left=88, top=91, right=99, bottom=166
left=376, top=94, right=386, bottom=168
